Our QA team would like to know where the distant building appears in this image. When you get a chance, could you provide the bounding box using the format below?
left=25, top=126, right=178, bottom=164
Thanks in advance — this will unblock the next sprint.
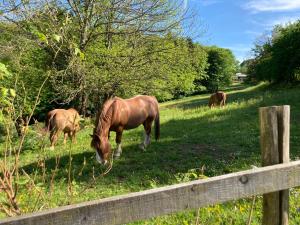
left=235, top=73, right=247, bottom=81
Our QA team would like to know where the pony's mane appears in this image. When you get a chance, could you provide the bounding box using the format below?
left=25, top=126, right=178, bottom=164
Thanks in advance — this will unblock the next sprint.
left=94, top=98, right=116, bottom=135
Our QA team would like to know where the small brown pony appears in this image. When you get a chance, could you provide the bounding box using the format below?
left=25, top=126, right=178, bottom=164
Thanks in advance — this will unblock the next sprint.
left=208, top=91, right=227, bottom=108
left=91, top=95, right=160, bottom=165
left=45, top=108, right=80, bottom=149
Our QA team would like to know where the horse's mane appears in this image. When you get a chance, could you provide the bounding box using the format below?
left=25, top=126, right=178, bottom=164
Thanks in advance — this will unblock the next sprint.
left=94, top=98, right=116, bottom=135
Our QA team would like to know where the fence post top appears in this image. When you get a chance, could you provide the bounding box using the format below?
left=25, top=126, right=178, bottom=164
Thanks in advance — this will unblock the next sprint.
left=259, top=105, right=290, bottom=112
left=259, top=105, right=290, bottom=109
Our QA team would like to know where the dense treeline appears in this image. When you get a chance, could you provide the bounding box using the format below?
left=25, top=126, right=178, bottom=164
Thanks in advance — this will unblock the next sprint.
left=0, top=0, right=237, bottom=120
left=244, top=20, right=300, bottom=83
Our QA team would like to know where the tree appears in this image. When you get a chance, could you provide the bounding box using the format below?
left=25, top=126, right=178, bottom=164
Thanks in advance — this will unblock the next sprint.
left=240, top=59, right=254, bottom=74
left=1, top=0, right=191, bottom=115
left=249, top=20, right=300, bottom=83
left=201, top=46, right=236, bottom=92
left=0, top=22, right=52, bottom=122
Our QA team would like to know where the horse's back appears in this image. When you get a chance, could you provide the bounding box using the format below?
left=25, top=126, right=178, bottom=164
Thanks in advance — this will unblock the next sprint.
left=47, top=108, right=80, bottom=132
left=126, top=95, right=158, bottom=117
left=126, top=95, right=158, bottom=110
left=219, top=91, right=226, bottom=98
left=112, top=95, right=159, bottom=129
left=211, top=92, right=226, bottom=101
left=216, top=91, right=226, bottom=101
left=209, top=91, right=226, bottom=107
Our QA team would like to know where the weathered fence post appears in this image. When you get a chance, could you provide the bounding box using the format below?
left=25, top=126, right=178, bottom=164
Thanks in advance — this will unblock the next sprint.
left=259, top=105, right=290, bottom=225
left=278, top=106, right=290, bottom=225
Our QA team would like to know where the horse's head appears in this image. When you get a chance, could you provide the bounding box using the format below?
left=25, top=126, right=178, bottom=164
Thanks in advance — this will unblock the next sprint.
left=75, top=123, right=81, bottom=132
left=90, top=133, right=111, bottom=165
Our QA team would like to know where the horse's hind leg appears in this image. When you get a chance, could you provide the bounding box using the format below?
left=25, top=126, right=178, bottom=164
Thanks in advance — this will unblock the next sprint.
left=220, top=99, right=225, bottom=108
left=114, top=131, right=123, bottom=158
left=63, top=132, right=68, bottom=145
left=71, top=131, right=77, bottom=144
left=67, top=131, right=77, bottom=144
left=140, top=120, right=152, bottom=150
left=50, top=130, right=59, bottom=150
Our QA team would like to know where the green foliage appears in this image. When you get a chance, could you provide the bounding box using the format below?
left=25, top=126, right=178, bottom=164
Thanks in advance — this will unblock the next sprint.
left=0, top=63, right=15, bottom=123
left=0, top=22, right=55, bottom=120
left=201, top=46, right=236, bottom=92
left=0, top=1, right=236, bottom=117
left=0, top=62, right=10, bottom=79
left=151, top=37, right=208, bottom=100
left=250, top=20, right=300, bottom=83
left=239, top=59, right=254, bottom=74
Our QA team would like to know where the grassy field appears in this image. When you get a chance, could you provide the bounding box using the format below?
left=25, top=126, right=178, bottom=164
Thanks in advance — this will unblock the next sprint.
left=1, top=82, right=300, bottom=224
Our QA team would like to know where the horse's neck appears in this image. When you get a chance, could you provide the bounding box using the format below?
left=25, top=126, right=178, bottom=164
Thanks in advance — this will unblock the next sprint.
left=95, top=102, right=114, bottom=137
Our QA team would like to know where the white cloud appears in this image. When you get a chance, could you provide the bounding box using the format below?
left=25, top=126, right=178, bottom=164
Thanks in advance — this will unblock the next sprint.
left=266, top=16, right=300, bottom=27
left=183, top=0, right=188, bottom=9
left=244, top=0, right=300, bottom=12
left=250, top=16, right=300, bottom=30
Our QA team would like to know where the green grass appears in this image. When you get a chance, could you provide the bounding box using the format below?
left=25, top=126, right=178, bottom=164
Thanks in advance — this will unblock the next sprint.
left=1, top=82, right=300, bottom=224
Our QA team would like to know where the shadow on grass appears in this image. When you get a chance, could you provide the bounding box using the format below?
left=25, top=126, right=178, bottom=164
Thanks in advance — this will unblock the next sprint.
left=20, top=104, right=261, bottom=187
left=19, top=82, right=300, bottom=195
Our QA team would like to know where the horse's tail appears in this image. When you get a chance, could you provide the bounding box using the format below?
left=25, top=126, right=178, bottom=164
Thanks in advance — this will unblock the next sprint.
left=45, top=112, right=56, bottom=132
left=154, top=111, right=160, bottom=141
left=208, top=95, right=213, bottom=108
left=45, top=115, right=50, bottom=132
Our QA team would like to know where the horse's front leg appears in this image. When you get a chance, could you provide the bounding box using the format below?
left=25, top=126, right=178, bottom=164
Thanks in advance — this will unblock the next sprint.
left=114, top=131, right=123, bottom=158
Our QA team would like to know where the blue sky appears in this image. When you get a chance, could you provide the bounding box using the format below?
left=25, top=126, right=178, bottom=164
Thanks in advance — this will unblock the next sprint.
left=185, top=0, right=300, bottom=62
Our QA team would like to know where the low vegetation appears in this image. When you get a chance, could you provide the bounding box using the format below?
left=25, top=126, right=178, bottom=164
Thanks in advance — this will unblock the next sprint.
left=1, top=82, right=300, bottom=224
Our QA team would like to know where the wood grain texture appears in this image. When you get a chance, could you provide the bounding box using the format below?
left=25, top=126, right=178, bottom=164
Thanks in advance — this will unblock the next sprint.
left=277, top=105, right=290, bottom=225
left=260, top=106, right=279, bottom=166
left=260, top=105, right=290, bottom=225
left=1, top=161, right=300, bottom=225
left=260, top=106, right=280, bottom=225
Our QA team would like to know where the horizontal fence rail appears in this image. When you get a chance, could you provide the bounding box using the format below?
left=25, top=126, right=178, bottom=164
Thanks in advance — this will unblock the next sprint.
left=1, top=160, right=300, bottom=225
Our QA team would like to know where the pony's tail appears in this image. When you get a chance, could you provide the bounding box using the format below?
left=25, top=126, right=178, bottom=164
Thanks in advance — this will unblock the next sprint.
left=154, top=111, right=160, bottom=141
left=45, top=113, right=55, bottom=132
left=45, top=117, right=50, bottom=132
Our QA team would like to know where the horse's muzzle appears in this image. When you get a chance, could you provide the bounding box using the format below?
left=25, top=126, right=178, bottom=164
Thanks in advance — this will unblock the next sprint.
left=96, top=151, right=108, bottom=165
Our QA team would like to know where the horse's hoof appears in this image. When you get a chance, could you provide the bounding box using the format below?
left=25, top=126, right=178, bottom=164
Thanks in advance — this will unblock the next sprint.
left=139, top=144, right=146, bottom=151
left=49, top=146, right=55, bottom=151
left=113, top=154, right=121, bottom=159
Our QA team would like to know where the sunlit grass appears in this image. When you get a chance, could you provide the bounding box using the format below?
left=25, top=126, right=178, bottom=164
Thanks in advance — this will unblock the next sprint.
left=1, top=82, right=300, bottom=224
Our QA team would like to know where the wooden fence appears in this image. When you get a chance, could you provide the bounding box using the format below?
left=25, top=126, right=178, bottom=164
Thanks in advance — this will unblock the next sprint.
left=0, top=105, right=297, bottom=225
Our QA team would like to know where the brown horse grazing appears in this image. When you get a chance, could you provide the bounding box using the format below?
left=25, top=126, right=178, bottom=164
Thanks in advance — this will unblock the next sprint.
left=208, top=91, right=227, bottom=109
left=45, top=108, right=80, bottom=149
left=91, top=95, right=160, bottom=165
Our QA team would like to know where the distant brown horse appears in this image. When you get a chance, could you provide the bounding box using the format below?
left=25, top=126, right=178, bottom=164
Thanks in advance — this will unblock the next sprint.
left=91, top=95, right=160, bottom=165
left=208, top=91, right=227, bottom=108
left=45, top=108, right=80, bottom=149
